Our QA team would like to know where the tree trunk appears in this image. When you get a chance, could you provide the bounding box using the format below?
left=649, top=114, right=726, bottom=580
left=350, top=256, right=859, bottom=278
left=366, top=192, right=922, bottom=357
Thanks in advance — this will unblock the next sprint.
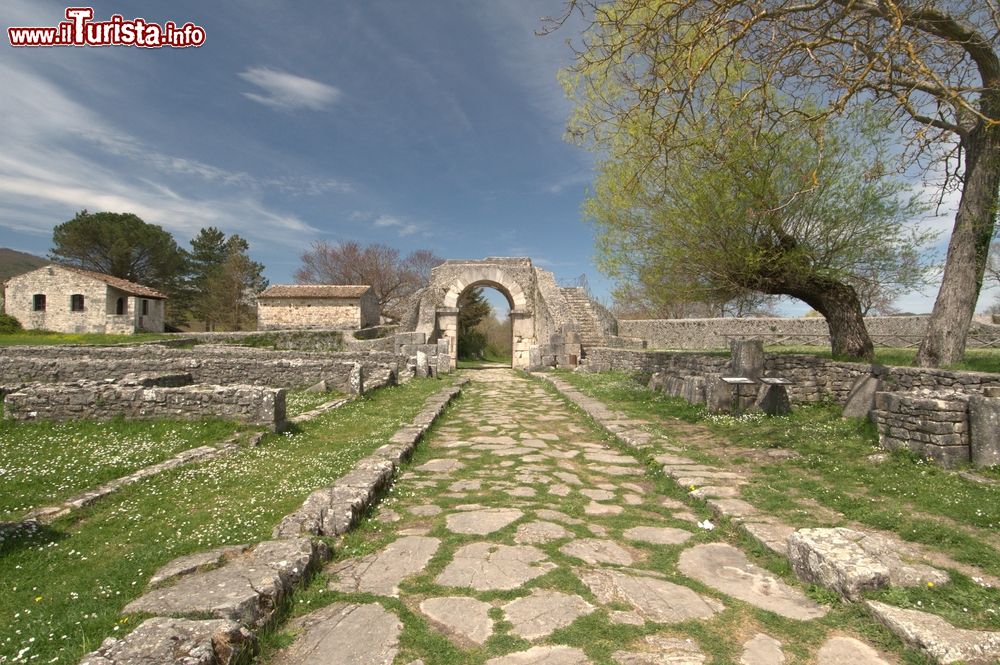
left=916, top=117, right=1000, bottom=368
left=784, top=278, right=875, bottom=362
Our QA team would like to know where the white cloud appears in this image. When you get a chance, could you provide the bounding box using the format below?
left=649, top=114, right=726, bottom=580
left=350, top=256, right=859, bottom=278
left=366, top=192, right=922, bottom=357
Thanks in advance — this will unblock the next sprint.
left=239, top=67, right=342, bottom=111
left=373, top=214, right=422, bottom=237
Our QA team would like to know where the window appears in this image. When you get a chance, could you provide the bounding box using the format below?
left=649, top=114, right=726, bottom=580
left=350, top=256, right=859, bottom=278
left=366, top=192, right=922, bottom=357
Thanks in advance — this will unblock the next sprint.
left=141, top=299, right=149, bottom=315
left=71, top=294, right=85, bottom=311
left=116, top=297, right=125, bottom=315
left=32, top=294, right=45, bottom=311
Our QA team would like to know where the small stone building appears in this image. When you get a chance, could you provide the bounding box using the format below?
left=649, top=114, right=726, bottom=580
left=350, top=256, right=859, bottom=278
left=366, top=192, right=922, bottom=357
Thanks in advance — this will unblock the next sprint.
left=256, top=284, right=379, bottom=330
left=3, top=264, right=167, bottom=334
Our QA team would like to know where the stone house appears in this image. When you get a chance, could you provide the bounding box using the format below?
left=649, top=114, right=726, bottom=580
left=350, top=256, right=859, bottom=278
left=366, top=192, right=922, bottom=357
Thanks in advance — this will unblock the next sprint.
left=256, top=284, right=379, bottom=330
left=3, top=264, right=167, bottom=334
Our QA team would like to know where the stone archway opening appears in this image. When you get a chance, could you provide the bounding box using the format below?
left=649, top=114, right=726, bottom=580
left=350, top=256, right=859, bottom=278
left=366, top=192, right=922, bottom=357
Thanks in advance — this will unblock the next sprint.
left=455, top=283, right=514, bottom=368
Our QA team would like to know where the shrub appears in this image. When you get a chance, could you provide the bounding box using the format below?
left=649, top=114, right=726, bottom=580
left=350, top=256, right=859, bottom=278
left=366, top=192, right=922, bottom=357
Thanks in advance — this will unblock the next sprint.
left=0, top=313, right=23, bottom=334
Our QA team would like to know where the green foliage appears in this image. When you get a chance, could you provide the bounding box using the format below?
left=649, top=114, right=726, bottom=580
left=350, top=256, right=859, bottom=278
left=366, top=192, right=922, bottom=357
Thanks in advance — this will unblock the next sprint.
left=0, top=313, right=23, bottom=334
left=187, top=229, right=268, bottom=331
left=50, top=210, right=189, bottom=302
left=456, top=288, right=492, bottom=359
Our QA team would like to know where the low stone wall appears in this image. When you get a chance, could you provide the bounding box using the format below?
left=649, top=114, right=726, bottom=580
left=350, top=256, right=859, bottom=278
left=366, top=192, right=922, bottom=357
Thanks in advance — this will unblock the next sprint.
left=4, top=380, right=287, bottom=430
left=619, top=315, right=1000, bottom=350
left=0, top=345, right=405, bottom=391
left=874, top=391, right=971, bottom=467
left=583, top=347, right=1000, bottom=405
left=178, top=330, right=347, bottom=352
left=582, top=347, right=730, bottom=376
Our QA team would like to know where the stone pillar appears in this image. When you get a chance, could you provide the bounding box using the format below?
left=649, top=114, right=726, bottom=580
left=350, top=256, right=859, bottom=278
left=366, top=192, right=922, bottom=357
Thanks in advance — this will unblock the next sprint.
left=969, top=390, right=1000, bottom=467
left=510, top=308, right=534, bottom=369
left=435, top=307, right=459, bottom=370
left=730, top=339, right=764, bottom=380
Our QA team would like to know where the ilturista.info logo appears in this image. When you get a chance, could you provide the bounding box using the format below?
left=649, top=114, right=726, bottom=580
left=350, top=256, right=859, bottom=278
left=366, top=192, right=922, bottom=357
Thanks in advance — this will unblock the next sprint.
left=8, top=7, right=206, bottom=48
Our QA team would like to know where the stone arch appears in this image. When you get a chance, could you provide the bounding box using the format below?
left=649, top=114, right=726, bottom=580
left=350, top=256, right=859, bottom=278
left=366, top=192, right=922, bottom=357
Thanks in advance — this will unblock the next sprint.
left=442, top=270, right=527, bottom=311
left=426, top=260, right=538, bottom=369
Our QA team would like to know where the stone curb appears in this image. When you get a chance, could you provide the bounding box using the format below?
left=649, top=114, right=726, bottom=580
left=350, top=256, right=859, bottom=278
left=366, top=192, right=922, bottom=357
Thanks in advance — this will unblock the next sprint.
left=273, top=379, right=467, bottom=538
left=76, top=378, right=466, bottom=665
left=536, top=372, right=1000, bottom=664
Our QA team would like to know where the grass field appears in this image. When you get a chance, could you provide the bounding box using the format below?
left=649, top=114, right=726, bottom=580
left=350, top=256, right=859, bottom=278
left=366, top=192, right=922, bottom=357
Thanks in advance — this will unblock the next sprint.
left=550, top=370, right=1000, bottom=634
left=0, top=418, right=240, bottom=521
left=0, top=331, right=172, bottom=346
left=0, top=377, right=453, bottom=665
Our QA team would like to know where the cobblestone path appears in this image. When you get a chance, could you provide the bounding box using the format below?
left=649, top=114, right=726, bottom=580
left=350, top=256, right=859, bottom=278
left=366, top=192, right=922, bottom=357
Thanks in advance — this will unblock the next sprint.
left=271, top=370, right=897, bottom=665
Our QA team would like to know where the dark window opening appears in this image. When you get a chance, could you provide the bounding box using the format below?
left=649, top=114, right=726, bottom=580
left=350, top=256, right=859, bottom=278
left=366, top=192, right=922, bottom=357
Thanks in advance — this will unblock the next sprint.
left=71, top=294, right=85, bottom=312
left=32, top=294, right=46, bottom=311
left=141, top=299, right=149, bottom=315
left=116, top=297, right=125, bottom=315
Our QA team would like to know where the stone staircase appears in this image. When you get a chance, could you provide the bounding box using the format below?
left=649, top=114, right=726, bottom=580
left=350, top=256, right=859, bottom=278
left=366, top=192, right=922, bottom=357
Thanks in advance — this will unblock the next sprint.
left=559, top=286, right=610, bottom=347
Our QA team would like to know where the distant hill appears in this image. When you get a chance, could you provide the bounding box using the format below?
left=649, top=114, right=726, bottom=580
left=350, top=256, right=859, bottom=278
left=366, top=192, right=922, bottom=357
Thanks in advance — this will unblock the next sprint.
left=0, top=248, right=48, bottom=283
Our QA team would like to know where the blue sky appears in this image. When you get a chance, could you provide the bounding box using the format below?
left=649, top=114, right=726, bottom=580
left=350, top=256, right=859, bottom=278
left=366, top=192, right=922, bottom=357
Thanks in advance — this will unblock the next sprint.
left=0, top=1, right=993, bottom=317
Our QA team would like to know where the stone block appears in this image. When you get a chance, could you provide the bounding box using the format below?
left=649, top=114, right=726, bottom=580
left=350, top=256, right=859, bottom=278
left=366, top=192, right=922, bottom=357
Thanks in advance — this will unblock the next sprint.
left=730, top=339, right=764, bottom=380
left=842, top=375, right=880, bottom=419
left=79, top=617, right=256, bottom=665
left=969, top=395, right=1000, bottom=468
left=754, top=383, right=790, bottom=416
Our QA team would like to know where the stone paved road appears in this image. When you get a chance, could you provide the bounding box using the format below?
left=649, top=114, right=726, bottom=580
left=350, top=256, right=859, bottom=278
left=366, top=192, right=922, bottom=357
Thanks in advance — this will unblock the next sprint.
left=271, top=370, right=897, bottom=665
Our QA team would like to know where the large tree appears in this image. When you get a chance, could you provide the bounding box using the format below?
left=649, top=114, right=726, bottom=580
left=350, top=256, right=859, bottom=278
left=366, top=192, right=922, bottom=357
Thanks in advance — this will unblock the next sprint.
left=50, top=210, right=189, bottom=297
left=586, top=109, right=930, bottom=360
left=552, top=0, right=1000, bottom=366
left=189, top=230, right=268, bottom=331
left=294, top=241, right=442, bottom=322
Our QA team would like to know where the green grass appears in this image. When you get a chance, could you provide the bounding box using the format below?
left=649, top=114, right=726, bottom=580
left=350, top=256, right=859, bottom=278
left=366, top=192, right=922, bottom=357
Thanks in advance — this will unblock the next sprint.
left=0, top=377, right=452, bottom=665
left=550, top=369, right=1000, bottom=631
left=0, top=417, right=240, bottom=521
left=0, top=330, right=172, bottom=346
left=285, top=390, right=345, bottom=416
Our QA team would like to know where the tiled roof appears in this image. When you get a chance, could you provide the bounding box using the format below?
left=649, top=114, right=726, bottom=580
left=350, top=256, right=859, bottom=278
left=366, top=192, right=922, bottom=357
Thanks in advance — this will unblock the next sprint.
left=54, top=265, right=168, bottom=299
left=257, top=284, right=371, bottom=299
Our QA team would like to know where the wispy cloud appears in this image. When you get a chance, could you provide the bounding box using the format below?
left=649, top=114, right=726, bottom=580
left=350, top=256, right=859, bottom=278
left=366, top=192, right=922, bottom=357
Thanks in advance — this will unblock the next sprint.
left=239, top=67, right=342, bottom=111
left=544, top=171, right=593, bottom=194
left=373, top=214, right=422, bottom=237
left=0, top=61, right=325, bottom=246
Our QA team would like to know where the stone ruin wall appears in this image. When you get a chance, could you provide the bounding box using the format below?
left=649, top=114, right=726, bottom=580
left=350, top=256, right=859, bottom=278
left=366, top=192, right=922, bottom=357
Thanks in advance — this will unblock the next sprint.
left=873, top=391, right=971, bottom=467
left=584, top=347, right=1000, bottom=404
left=0, top=345, right=408, bottom=391
left=584, top=346, right=1000, bottom=468
left=4, top=378, right=287, bottom=431
left=618, top=315, right=1000, bottom=350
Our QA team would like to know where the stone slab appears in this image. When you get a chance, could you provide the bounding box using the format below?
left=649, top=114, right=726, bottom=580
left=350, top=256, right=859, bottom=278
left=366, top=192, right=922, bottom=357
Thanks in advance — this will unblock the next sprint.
left=515, top=521, right=572, bottom=545
left=445, top=508, right=524, bottom=535
left=436, top=543, right=557, bottom=591
left=502, top=590, right=594, bottom=640
left=560, top=539, right=635, bottom=565
left=124, top=538, right=323, bottom=628
left=328, top=536, right=440, bottom=597
left=816, top=636, right=889, bottom=665
left=577, top=567, right=722, bottom=623
left=419, top=596, right=493, bottom=645
left=486, top=646, right=590, bottom=665
left=740, top=633, right=784, bottom=665
left=678, top=543, right=827, bottom=620
left=613, top=635, right=706, bottom=664
left=622, top=526, right=693, bottom=546
left=271, top=603, right=401, bottom=665
left=79, top=618, right=255, bottom=665
left=866, top=600, right=1000, bottom=664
